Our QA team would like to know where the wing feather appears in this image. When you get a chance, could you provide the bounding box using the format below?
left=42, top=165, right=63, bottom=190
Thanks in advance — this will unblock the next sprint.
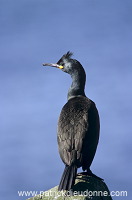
left=57, top=97, right=90, bottom=166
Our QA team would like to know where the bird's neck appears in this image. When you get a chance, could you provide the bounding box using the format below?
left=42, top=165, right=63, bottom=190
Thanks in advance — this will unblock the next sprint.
left=67, top=71, right=86, bottom=100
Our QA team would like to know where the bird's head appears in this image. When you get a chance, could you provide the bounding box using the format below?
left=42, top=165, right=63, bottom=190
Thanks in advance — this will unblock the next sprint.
left=43, top=51, right=85, bottom=76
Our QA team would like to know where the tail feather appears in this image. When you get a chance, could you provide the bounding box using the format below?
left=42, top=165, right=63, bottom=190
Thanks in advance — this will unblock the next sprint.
left=58, top=165, right=77, bottom=191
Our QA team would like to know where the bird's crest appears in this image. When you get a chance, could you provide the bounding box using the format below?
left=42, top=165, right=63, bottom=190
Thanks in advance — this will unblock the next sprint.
left=57, top=51, right=73, bottom=64
left=63, top=51, right=73, bottom=59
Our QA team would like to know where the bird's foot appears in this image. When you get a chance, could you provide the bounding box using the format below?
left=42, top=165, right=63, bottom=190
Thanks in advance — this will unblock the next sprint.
left=77, top=169, right=104, bottom=181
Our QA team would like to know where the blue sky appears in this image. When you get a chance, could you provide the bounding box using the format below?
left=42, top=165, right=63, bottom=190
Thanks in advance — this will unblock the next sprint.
left=0, top=0, right=132, bottom=200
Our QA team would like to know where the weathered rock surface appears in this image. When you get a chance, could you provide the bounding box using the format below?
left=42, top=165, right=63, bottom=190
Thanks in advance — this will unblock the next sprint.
left=27, top=174, right=113, bottom=200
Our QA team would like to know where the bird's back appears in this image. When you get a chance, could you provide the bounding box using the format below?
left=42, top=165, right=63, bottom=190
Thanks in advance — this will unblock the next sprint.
left=57, top=96, right=100, bottom=171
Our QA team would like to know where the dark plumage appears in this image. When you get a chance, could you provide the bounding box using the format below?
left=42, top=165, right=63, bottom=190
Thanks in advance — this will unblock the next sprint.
left=43, top=52, right=100, bottom=191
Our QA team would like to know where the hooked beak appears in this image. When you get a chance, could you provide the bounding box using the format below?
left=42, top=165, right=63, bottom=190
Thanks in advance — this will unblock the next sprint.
left=42, top=63, right=64, bottom=69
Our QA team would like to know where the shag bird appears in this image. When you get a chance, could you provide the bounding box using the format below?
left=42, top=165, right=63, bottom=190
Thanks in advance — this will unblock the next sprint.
left=43, top=52, right=100, bottom=191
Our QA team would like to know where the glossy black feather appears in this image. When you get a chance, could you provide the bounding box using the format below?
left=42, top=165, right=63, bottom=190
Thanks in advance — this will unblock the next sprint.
left=58, top=165, right=77, bottom=191
left=58, top=96, right=100, bottom=170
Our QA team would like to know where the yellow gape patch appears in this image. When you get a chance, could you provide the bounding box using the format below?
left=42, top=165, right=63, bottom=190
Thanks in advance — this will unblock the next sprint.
left=59, top=65, right=64, bottom=69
